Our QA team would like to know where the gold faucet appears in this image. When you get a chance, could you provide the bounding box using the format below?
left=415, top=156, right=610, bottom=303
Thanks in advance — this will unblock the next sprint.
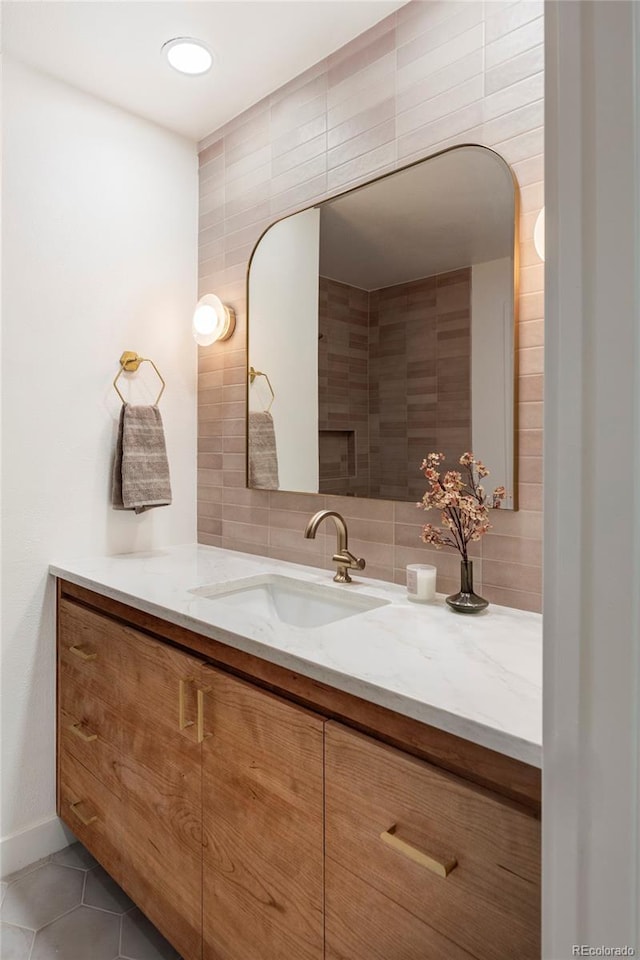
left=304, top=510, right=366, bottom=583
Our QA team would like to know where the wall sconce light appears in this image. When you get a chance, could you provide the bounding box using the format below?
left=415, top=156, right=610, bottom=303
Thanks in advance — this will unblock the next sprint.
left=192, top=294, right=236, bottom=346
left=534, top=207, right=545, bottom=261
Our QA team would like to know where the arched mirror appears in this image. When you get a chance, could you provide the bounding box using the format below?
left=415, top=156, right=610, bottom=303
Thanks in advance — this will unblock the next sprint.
left=247, top=144, right=518, bottom=508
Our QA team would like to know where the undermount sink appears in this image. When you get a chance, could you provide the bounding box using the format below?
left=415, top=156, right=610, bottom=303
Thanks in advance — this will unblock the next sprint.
left=190, top=574, right=389, bottom=628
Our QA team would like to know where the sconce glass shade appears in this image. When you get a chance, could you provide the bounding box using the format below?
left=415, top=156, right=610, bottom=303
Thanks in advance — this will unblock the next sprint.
left=192, top=295, right=235, bottom=346
left=534, top=206, right=545, bottom=261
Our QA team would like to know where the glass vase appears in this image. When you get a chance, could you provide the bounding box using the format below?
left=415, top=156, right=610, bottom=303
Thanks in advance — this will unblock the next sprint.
left=446, top=559, right=489, bottom=614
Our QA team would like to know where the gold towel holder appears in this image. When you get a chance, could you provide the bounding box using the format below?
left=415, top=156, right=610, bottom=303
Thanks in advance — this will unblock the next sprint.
left=249, top=366, right=275, bottom=413
left=113, top=351, right=166, bottom=405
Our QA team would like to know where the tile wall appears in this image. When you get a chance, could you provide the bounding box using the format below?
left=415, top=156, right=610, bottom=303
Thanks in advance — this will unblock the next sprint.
left=197, top=0, right=544, bottom=612
left=317, top=269, right=472, bottom=503
left=369, top=268, right=472, bottom=502
left=318, top=277, right=370, bottom=497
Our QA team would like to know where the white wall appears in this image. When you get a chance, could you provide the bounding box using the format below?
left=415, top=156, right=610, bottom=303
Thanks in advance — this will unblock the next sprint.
left=471, top=258, right=514, bottom=499
left=1, top=61, right=198, bottom=874
left=544, top=1, right=640, bottom=955
left=248, top=207, right=320, bottom=492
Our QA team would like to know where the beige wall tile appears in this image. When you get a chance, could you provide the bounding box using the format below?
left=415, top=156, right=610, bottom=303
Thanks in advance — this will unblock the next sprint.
left=487, top=45, right=543, bottom=101
left=328, top=98, right=395, bottom=150
left=396, top=1, right=471, bottom=48
left=482, top=533, right=542, bottom=566
left=483, top=558, right=542, bottom=594
left=397, top=25, right=484, bottom=91
left=481, top=583, right=542, bottom=613
left=396, top=75, right=483, bottom=136
left=485, top=1, right=543, bottom=45
left=328, top=26, right=396, bottom=89
left=485, top=17, right=544, bottom=71
left=196, top=1, right=545, bottom=614
left=327, top=141, right=396, bottom=192
left=397, top=3, right=483, bottom=69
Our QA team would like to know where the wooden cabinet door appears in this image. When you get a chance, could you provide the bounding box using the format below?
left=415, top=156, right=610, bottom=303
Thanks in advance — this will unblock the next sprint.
left=325, top=722, right=540, bottom=960
left=58, top=601, right=206, bottom=960
left=200, top=665, right=325, bottom=960
left=116, top=625, right=205, bottom=960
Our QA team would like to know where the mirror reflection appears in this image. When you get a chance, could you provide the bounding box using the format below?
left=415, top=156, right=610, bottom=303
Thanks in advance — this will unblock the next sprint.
left=248, top=144, right=518, bottom=507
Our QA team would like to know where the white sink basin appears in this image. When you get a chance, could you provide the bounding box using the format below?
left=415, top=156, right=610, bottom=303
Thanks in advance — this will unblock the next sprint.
left=190, top=574, right=389, bottom=628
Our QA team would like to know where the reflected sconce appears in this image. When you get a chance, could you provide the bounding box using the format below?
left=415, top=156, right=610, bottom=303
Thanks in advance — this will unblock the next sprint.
left=192, top=294, right=236, bottom=345
left=533, top=207, right=545, bottom=261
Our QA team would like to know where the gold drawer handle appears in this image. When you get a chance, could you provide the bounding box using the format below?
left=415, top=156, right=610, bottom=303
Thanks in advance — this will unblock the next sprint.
left=380, top=824, right=458, bottom=878
left=179, top=678, right=196, bottom=731
left=68, top=723, right=98, bottom=743
left=68, top=644, right=97, bottom=662
left=197, top=687, right=212, bottom=743
left=70, top=800, right=98, bottom=827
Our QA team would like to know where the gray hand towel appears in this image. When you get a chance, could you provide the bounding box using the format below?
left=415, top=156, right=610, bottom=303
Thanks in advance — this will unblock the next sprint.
left=248, top=411, right=279, bottom=490
left=112, top=404, right=172, bottom=513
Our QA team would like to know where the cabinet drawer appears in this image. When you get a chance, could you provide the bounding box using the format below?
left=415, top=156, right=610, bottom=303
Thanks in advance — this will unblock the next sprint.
left=58, top=600, right=121, bottom=706
left=59, top=750, right=122, bottom=881
left=325, top=722, right=540, bottom=960
left=326, top=859, right=476, bottom=960
left=59, top=689, right=121, bottom=799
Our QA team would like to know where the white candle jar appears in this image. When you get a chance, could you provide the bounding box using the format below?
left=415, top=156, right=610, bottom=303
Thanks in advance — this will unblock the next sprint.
left=406, top=564, right=437, bottom=603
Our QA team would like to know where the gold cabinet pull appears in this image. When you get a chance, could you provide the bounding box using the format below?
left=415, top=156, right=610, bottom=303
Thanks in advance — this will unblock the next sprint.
left=197, top=687, right=212, bottom=743
left=178, top=678, right=196, bottom=731
left=68, top=722, right=98, bottom=743
left=69, top=644, right=97, bottom=662
left=380, top=824, right=457, bottom=878
left=70, top=801, right=98, bottom=827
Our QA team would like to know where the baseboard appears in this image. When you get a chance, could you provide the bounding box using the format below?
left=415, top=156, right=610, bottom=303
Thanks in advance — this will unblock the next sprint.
left=0, top=815, right=76, bottom=878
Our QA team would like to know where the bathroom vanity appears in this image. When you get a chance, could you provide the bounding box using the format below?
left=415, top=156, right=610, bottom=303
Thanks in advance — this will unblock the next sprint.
left=51, top=545, right=541, bottom=960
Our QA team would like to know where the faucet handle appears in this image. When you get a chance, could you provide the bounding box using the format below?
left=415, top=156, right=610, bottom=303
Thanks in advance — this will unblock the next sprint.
left=333, top=550, right=366, bottom=572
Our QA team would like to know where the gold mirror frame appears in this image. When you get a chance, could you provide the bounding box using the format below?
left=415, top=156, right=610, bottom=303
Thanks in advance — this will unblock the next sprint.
left=245, top=143, right=519, bottom=509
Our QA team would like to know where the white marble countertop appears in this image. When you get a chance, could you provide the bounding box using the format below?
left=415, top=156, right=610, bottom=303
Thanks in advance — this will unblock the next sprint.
left=50, top=544, right=542, bottom=767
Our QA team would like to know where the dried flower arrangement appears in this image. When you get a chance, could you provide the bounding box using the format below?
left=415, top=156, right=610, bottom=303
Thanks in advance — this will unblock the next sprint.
left=419, top=452, right=507, bottom=563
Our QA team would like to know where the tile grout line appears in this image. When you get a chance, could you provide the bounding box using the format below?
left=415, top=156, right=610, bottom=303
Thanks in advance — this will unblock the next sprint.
left=38, top=901, right=87, bottom=932
left=1, top=855, right=52, bottom=887
left=82, top=902, right=132, bottom=918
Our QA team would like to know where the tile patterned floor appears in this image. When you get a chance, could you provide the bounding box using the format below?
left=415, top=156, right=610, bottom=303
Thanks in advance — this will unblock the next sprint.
left=0, top=843, right=181, bottom=960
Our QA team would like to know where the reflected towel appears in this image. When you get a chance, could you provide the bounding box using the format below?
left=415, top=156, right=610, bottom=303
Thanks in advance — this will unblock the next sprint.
left=112, top=404, right=172, bottom=513
left=248, top=411, right=279, bottom=490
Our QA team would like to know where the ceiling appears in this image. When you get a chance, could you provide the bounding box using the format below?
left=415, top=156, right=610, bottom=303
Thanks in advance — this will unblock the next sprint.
left=2, top=1, right=404, bottom=142
left=319, top=146, right=516, bottom=289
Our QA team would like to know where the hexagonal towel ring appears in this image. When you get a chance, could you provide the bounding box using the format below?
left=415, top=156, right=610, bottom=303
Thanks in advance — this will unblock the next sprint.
left=113, top=351, right=166, bottom=405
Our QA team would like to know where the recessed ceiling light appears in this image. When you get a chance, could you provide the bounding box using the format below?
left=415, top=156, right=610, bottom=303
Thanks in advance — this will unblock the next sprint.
left=162, top=38, right=213, bottom=76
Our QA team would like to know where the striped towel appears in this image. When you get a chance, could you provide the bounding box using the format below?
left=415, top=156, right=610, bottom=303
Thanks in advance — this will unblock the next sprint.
left=112, top=404, right=172, bottom=513
left=248, top=411, right=279, bottom=489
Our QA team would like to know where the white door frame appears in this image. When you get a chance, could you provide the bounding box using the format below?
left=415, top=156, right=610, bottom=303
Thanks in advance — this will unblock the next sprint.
left=544, top=1, right=640, bottom=956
